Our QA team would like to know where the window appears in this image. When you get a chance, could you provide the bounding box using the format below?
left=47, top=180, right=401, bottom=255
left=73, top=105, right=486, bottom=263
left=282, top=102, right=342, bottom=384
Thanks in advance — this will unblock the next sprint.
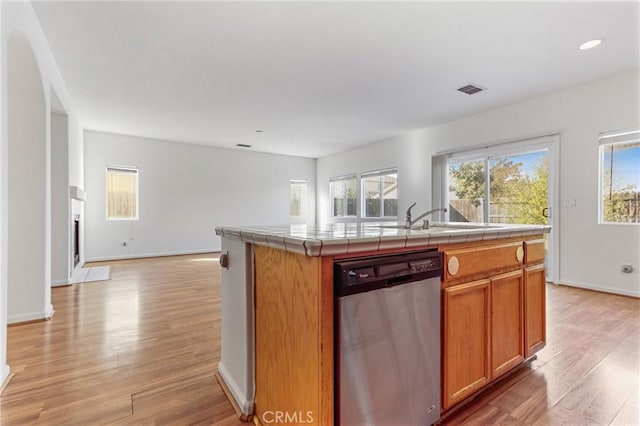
left=361, top=168, right=398, bottom=218
left=330, top=175, right=357, bottom=217
left=599, top=130, right=640, bottom=224
left=106, top=166, right=138, bottom=220
left=447, top=150, right=549, bottom=225
left=290, top=180, right=307, bottom=217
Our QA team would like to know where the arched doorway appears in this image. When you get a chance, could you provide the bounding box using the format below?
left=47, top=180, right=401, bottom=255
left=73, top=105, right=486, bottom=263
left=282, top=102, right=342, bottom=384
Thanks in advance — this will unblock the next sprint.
left=6, top=30, right=51, bottom=323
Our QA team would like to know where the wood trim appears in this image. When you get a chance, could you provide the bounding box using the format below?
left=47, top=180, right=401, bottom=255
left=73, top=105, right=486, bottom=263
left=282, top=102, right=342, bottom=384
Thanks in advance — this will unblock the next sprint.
left=524, top=239, right=546, bottom=265
left=319, top=256, right=334, bottom=426
left=332, top=246, right=435, bottom=260
left=442, top=265, right=522, bottom=288
left=439, top=235, right=543, bottom=251
left=215, top=370, right=253, bottom=422
left=331, top=234, right=545, bottom=261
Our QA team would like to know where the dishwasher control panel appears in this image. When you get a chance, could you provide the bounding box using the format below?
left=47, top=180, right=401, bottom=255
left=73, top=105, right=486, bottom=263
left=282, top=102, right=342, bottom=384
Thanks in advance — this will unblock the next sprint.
left=334, top=250, right=442, bottom=297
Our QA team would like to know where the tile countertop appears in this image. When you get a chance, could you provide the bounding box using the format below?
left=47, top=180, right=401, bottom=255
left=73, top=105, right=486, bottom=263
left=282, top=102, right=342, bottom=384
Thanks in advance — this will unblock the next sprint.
left=215, top=222, right=551, bottom=257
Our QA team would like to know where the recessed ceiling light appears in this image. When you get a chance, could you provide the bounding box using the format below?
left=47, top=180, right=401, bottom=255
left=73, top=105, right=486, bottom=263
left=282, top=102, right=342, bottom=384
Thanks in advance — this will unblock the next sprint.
left=579, top=38, right=603, bottom=50
left=236, top=144, right=252, bottom=148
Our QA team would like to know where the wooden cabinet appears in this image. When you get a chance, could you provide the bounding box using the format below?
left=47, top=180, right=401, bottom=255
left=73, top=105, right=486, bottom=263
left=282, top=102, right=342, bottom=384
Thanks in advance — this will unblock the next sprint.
left=524, top=265, right=546, bottom=357
left=442, top=279, right=491, bottom=409
left=440, top=229, right=554, bottom=416
left=490, top=270, right=524, bottom=379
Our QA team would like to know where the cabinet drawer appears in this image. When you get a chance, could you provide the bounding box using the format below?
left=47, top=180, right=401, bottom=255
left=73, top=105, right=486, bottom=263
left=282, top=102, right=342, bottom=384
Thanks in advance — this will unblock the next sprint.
left=444, top=242, right=523, bottom=281
left=524, top=239, right=546, bottom=265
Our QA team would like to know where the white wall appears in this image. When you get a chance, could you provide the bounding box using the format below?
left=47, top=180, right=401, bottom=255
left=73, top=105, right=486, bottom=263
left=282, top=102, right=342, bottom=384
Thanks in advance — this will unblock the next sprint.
left=317, top=70, right=640, bottom=297
left=0, top=0, right=6, bottom=388
left=51, top=112, right=69, bottom=285
left=7, top=30, right=49, bottom=323
left=84, top=131, right=316, bottom=261
left=1, top=1, right=84, bottom=385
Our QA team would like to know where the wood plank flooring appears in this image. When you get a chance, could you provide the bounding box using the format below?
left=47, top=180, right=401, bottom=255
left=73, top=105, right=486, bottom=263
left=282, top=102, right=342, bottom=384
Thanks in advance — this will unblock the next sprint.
left=2, top=253, right=243, bottom=425
left=2, top=254, right=638, bottom=425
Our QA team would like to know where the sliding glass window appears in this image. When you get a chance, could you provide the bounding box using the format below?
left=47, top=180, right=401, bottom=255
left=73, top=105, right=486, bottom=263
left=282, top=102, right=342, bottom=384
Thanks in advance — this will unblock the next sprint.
left=330, top=175, right=357, bottom=217
left=361, top=168, right=398, bottom=218
left=447, top=149, right=549, bottom=225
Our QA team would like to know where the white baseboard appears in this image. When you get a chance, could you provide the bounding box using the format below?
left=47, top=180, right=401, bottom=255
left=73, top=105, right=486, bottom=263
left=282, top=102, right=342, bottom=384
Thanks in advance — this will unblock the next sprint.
left=52, top=279, right=69, bottom=287
left=85, top=249, right=220, bottom=263
left=8, top=310, right=48, bottom=324
left=556, top=280, right=640, bottom=298
left=45, top=304, right=55, bottom=319
left=0, top=365, right=10, bottom=394
left=218, top=362, right=254, bottom=416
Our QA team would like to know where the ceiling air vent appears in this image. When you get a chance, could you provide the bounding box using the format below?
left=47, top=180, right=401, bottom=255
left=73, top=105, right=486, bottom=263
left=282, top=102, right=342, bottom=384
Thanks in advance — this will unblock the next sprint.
left=236, top=143, right=252, bottom=148
left=457, top=84, right=485, bottom=95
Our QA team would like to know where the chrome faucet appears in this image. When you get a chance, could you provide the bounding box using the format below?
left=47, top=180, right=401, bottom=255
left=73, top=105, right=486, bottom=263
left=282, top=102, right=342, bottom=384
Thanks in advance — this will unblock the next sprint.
left=405, top=203, right=447, bottom=229
left=405, top=202, right=417, bottom=229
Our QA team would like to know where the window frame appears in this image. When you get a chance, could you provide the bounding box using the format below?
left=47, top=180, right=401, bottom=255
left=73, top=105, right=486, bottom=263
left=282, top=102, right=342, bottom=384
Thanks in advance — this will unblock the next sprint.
left=360, top=167, right=398, bottom=219
left=330, top=174, right=358, bottom=218
left=106, top=166, right=139, bottom=221
left=598, top=129, right=640, bottom=225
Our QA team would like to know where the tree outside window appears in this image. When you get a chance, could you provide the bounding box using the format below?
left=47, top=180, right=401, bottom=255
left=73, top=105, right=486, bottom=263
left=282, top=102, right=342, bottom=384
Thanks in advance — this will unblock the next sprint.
left=600, top=131, right=640, bottom=224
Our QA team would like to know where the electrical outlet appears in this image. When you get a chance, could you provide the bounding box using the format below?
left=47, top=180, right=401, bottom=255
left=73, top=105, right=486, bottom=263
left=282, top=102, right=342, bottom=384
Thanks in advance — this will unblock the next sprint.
left=122, top=241, right=127, bottom=247
left=621, top=264, right=633, bottom=273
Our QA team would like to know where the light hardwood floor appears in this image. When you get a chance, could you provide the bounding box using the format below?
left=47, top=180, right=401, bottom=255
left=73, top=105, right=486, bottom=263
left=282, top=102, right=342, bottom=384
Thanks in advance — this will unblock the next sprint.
left=1, top=254, right=638, bottom=425
left=2, top=253, right=243, bottom=425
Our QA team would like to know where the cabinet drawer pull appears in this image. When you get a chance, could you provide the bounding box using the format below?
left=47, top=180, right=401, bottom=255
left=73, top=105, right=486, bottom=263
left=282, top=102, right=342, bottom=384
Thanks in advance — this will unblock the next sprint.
left=448, top=256, right=460, bottom=276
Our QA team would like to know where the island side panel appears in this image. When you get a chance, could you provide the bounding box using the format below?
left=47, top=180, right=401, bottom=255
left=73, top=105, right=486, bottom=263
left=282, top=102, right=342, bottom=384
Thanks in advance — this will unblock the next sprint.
left=253, top=245, right=333, bottom=426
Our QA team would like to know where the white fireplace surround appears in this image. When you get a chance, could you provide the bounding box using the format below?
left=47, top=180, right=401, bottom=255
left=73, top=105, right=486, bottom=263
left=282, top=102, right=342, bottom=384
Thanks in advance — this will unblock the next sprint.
left=70, top=185, right=86, bottom=201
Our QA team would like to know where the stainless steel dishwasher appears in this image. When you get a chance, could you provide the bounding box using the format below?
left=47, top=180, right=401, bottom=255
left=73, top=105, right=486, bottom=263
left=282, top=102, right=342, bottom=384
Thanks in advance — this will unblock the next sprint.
left=334, top=250, right=442, bottom=426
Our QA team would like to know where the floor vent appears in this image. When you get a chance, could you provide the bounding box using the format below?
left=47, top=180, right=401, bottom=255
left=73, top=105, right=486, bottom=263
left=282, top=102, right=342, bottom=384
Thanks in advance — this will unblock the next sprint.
left=457, top=84, right=485, bottom=95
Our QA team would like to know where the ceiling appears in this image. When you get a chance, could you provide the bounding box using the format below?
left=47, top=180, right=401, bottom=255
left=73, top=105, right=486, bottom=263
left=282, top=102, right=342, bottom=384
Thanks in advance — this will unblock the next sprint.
left=32, top=1, right=639, bottom=158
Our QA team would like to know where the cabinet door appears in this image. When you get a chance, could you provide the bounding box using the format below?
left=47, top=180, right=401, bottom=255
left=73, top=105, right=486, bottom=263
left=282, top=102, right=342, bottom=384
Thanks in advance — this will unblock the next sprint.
left=490, top=270, right=525, bottom=379
left=525, top=265, right=546, bottom=357
left=442, top=279, right=491, bottom=409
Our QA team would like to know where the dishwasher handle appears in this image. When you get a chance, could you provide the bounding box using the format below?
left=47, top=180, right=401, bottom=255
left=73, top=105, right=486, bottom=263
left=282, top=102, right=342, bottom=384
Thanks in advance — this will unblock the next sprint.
left=386, top=274, right=416, bottom=287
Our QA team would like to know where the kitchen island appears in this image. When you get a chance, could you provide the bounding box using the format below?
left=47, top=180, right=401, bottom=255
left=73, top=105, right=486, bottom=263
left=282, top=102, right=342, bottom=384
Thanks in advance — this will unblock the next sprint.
left=215, top=222, right=550, bottom=425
